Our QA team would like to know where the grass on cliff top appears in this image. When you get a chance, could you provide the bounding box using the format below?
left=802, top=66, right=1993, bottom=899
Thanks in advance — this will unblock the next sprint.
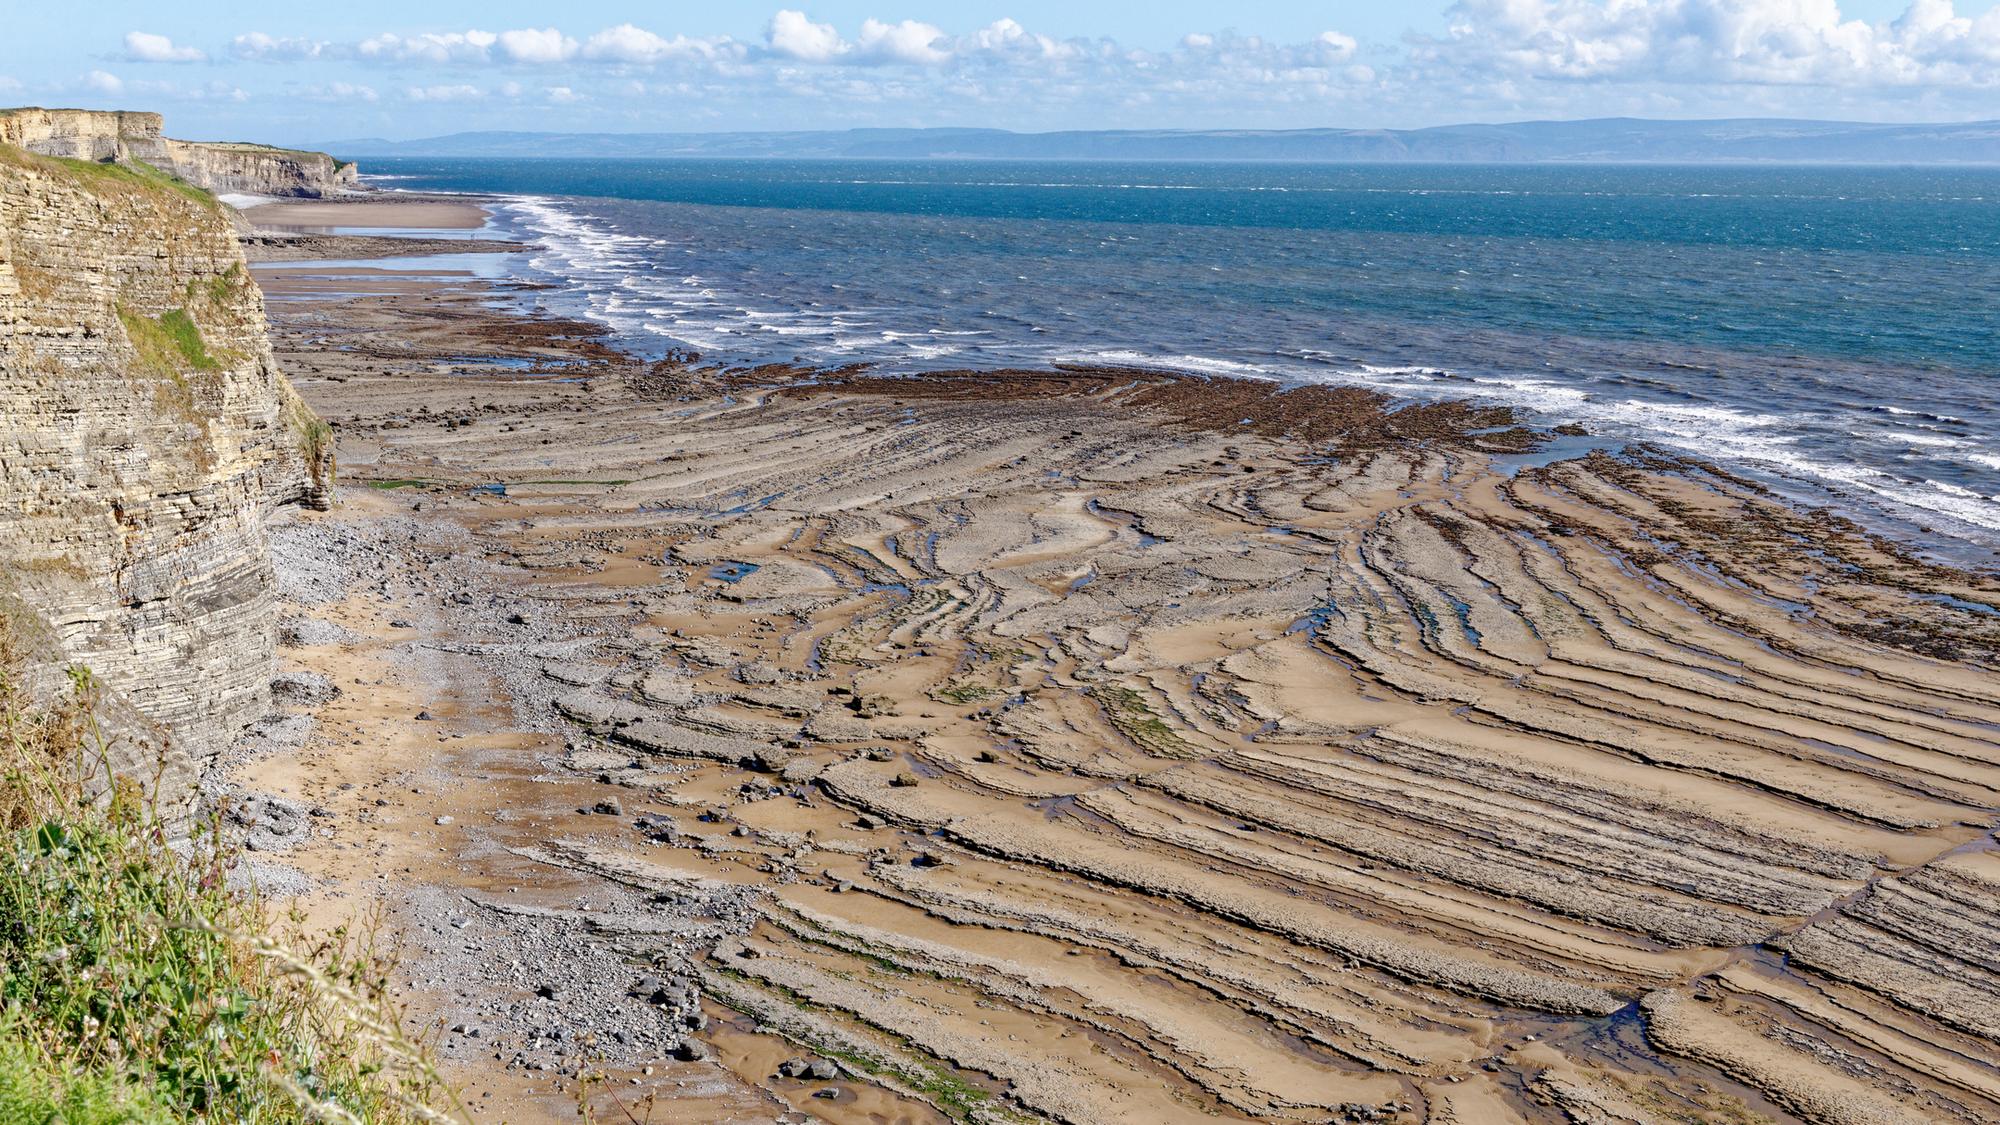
left=0, top=144, right=214, bottom=210
left=202, top=141, right=331, bottom=161
left=0, top=615, right=464, bottom=1123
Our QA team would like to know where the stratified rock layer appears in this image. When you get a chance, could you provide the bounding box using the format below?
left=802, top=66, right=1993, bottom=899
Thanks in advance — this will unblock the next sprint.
left=0, top=142, right=328, bottom=799
left=276, top=271, right=2000, bottom=1122
left=0, top=108, right=357, bottom=198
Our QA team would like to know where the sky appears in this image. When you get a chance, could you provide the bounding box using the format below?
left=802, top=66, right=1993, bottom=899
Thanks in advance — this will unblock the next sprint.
left=2, top=0, right=1998, bottom=143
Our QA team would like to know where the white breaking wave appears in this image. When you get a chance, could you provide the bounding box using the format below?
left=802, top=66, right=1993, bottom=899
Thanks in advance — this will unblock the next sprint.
left=1291, top=366, right=2000, bottom=535
left=1054, top=350, right=1283, bottom=380
left=500, top=195, right=858, bottom=356
left=493, top=193, right=2000, bottom=542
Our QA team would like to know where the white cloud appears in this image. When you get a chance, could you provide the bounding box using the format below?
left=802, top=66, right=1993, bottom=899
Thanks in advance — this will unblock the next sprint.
left=232, top=32, right=327, bottom=61
left=1414, top=0, right=2000, bottom=90
left=498, top=27, right=577, bottom=64
left=0, top=77, right=21, bottom=93
left=303, top=81, right=379, bottom=102
left=959, top=19, right=1085, bottom=62
left=206, top=4, right=2000, bottom=128
left=84, top=70, right=124, bottom=94
left=581, top=24, right=737, bottom=63
left=124, top=31, right=205, bottom=64
left=582, top=23, right=671, bottom=62
left=1317, top=31, right=1358, bottom=62
left=857, top=18, right=949, bottom=64
left=363, top=31, right=497, bottom=64
left=768, top=10, right=847, bottom=62
left=969, top=18, right=1027, bottom=51
left=405, top=83, right=485, bottom=102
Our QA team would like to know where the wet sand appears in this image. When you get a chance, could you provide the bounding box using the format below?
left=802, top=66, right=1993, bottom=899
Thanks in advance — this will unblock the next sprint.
left=228, top=199, right=2000, bottom=1125
left=235, top=195, right=528, bottom=261
left=241, top=197, right=491, bottom=229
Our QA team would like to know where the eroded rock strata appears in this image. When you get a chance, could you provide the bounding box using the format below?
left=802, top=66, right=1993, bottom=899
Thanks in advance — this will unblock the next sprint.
left=251, top=246, right=2000, bottom=1125
left=0, top=107, right=357, bottom=198
left=0, top=142, right=328, bottom=799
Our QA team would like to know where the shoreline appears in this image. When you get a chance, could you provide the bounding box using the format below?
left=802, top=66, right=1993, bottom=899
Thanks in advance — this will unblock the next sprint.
left=335, top=181, right=2000, bottom=567
left=232, top=195, right=2000, bottom=1124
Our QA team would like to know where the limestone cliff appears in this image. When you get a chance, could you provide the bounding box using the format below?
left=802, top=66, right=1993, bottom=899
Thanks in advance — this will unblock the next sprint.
left=0, top=108, right=358, bottom=198
left=0, top=142, right=332, bottom=805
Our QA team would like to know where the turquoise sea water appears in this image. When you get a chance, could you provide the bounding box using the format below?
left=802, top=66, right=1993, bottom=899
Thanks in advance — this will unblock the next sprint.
left=358, top=157, right=2000, bottom=553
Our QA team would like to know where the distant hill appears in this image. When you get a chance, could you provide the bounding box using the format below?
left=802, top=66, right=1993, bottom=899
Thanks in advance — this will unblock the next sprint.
left=320, top=118, right=2000, bottom=164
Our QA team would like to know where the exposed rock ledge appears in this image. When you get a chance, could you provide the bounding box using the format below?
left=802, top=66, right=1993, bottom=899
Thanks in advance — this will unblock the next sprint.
left=0, top=138, right=332, bottom=808
left=0, top=107, right=358, bottom=199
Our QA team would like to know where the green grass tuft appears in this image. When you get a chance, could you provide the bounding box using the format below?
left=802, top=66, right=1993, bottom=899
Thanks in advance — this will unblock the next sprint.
left=1090, top=683, right=1193, bottom=756
left=197, top=264, right=244, bottom=308
left=0, top=616, right=460, bottom=1123
left=936, top=683, right=999, bottom=705
left=0, top=1017, right=174, bottom=1124
left=118, top=307, right=220, bottom=377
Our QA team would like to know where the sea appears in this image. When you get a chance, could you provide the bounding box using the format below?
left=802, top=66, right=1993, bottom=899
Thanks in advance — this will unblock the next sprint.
left=354, top=157, right=2000, bottom=559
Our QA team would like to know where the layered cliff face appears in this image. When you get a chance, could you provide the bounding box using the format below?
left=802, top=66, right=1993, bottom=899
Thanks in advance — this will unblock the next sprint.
left=0, top=143, right=331, bottom=804
left=0, top=108, right=357, bottom=199
left=161, top=139, right=361, bottom=199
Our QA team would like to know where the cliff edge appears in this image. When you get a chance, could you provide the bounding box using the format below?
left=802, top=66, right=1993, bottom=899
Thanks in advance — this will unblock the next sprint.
left=0, top=140, right=333, bottom=805
left=0, top=107, right=359, bottom=199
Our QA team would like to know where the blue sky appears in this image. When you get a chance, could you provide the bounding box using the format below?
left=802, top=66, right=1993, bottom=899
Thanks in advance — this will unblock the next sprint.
left=4, top=1, right=1998, bottom=143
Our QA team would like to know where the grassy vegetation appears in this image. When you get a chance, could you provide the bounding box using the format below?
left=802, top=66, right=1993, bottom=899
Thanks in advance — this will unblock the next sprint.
left=297, top=417, right=335, bottom=489
left=0, top=615, right=461, bottom=1123
left=195, top=264, right=245, bottom=309
left=43, top=156, right=216, bottom=210
left=935, top=682, right=1000, bottom=705
left=0, top=1023, right=172, bottom=1124
left=279, top=382, right=337, bottom=492
left=203, top=143, right=325, bottom=160
left=118, top=307, right=221, bottom=379
left=365, top=480, right=437, bottom=491
left=1091, top=683, right=1194, bottom=757
left=117, top=306, right=226, bottom=446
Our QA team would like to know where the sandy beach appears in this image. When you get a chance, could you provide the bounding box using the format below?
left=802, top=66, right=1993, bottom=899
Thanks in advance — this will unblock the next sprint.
left=243, top=197, right=494, bottom=229
left=231, top=196, right=2000, bottom=1125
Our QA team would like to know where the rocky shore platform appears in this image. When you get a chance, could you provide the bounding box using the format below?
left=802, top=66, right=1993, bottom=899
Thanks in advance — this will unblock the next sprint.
left=229, top=196, right=2000, bottom=1124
